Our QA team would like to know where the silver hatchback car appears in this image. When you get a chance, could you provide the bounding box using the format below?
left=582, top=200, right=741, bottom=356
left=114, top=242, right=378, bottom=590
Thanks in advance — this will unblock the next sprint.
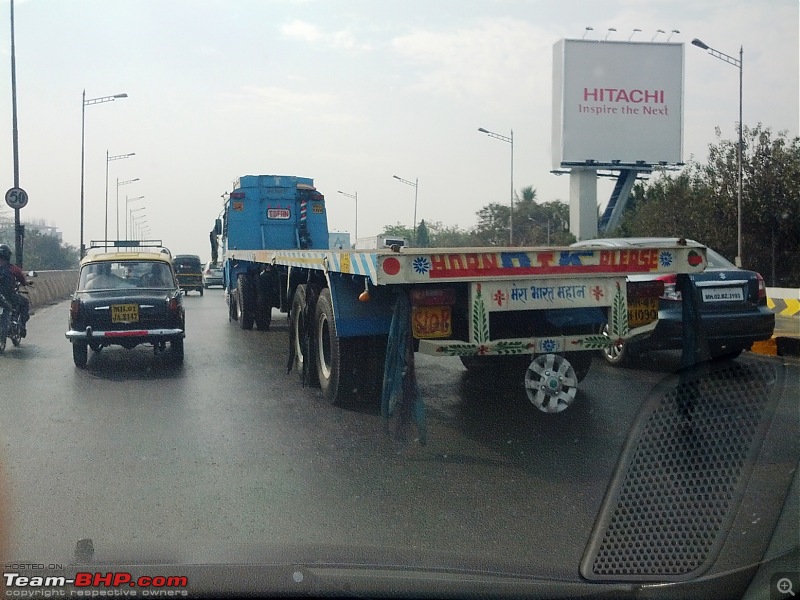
left=202, top=261, right=224, bottom=288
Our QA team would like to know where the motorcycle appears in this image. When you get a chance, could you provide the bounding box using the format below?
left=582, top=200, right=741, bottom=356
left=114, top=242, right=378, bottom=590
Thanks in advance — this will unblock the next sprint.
left=0, top=280, right=30, bottom=354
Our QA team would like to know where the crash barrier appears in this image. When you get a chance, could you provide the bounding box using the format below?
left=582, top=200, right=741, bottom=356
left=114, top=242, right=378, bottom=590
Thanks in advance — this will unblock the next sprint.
left=24, top=270, right=79, bottom=309
left=766, top=287, right=800, bottom=318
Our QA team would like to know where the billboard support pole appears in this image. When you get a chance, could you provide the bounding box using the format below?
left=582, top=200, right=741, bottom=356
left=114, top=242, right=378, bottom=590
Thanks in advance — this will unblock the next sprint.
left=568, top=168, right=598, bottom=242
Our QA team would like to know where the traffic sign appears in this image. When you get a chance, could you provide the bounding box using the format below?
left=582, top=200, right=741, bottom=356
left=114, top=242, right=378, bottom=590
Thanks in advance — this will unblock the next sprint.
left=5, top=187, right=28, bottom=209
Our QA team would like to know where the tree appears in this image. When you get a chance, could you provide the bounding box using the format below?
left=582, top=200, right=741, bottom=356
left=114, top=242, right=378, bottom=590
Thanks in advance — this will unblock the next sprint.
left=11, top=228, right=79, bottom=270
left=474, top=203, right=511, bottom=246
left=615, top=124, right=800, bottom=286
left=415, top=220, right=430, bottom=247
left=381, top=223, right=414, bottom=243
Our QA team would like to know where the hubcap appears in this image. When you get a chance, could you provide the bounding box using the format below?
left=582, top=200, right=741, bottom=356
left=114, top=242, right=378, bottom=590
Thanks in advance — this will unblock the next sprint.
left=524, top=354, right=578, bottom=413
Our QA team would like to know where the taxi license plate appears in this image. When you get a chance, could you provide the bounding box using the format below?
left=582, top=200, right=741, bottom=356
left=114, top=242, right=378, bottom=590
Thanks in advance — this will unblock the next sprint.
left=412, top=306, right=451, bottom=339
left=628, top=298, right=658, bottom=328
left=112, top=304, right=139, bottom=323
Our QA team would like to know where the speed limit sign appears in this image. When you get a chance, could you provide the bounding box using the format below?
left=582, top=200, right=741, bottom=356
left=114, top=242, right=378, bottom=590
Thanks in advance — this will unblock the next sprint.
left=5, top=187, right=28, bottom=209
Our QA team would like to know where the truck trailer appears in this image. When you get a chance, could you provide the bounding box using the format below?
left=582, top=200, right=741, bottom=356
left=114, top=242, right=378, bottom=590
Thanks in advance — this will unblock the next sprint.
left=214, top=174, right=708, bottom=414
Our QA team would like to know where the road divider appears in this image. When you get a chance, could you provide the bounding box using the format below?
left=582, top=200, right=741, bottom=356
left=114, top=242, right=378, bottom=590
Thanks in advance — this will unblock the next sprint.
left=767, top=287, right=800, bottom=318
left=25, top=270, right=78, bottom=308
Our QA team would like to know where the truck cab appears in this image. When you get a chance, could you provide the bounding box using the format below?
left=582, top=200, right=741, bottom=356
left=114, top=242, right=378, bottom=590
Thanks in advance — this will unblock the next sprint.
left=219, top=175, right=329, bottom=330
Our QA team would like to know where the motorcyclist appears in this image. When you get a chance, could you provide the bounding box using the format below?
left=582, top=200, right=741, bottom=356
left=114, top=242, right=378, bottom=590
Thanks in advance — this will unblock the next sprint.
left=0, top=244, right=31, bottom=337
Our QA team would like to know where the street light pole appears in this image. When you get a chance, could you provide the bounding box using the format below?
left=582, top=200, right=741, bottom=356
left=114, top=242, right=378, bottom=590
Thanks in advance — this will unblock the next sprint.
left=478, top=127, right=514, bottom=245
left=336, top=190, right=358, bottom=241
left=392, top=175, right=418, bottom=246
left=80, top=91, right=127, bottom=258
left=691, top=38, right=743, bottom=267
left=116, top=178, right=139, bottom=240
left=105, top=152, right=135, bottom=247
left=126, top=197, right=145, bottom=241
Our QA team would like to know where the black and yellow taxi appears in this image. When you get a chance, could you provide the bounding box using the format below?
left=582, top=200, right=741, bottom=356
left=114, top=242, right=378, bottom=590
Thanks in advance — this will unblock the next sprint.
left=65, top=241, right=185, bottom=367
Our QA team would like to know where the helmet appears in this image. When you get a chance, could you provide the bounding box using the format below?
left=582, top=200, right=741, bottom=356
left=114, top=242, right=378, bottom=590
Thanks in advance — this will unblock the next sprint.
left=0, top=244, right=12, bottom=261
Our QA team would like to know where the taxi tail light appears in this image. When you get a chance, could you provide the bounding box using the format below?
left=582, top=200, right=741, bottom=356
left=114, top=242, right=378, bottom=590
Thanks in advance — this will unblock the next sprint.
left=755, top=273, right=767, bottom=300
left=168, top=297, right=181, bottom=316
left=70, top=299, right=81, bottom=321
left=654, top=274, right=681, bottom=301
left=409, top=288, right=456, bottom=307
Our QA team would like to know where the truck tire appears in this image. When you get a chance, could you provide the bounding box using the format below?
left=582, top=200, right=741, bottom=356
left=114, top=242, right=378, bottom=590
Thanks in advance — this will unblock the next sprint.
left=236, top=275, right=254, bottom=330
left=228, top=290, right=238, bottom=321
left=254, top=274, right=273, bottom=331
left=290, top=284, right=318, bottom=386
left=314, top=288, right=358, bottom=406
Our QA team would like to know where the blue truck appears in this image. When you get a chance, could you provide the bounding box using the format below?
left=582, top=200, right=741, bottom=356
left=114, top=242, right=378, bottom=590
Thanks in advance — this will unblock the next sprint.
left=213, top=174, right=709, bottom=413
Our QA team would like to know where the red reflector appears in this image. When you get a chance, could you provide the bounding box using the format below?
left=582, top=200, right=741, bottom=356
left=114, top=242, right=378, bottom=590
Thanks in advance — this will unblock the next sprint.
left=409, top=288, right=457, bottom=306
left=105, top=330, right=148, bottom=338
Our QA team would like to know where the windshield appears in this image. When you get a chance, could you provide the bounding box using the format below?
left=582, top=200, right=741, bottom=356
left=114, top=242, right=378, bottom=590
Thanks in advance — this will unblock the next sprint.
left=78, top=260, right=175, bottom=290
left=1, top=2, right=798, bottom=599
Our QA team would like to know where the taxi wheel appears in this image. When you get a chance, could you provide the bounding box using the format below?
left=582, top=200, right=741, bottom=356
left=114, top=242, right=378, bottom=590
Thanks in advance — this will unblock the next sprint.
left=171, top=338, right=184, bottom=363
left=72, top=342, right=88, bottom=368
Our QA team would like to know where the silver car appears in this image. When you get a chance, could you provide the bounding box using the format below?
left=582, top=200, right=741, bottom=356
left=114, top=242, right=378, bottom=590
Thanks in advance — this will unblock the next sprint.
left=202, top=261, right=224, bottom=288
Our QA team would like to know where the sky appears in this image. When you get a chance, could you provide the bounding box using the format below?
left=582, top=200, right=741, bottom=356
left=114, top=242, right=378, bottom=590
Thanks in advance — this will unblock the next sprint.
left=0, top=0, right=797, bottom=262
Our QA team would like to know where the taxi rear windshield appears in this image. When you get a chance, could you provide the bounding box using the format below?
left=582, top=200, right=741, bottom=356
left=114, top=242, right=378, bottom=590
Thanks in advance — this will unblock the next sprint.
left=78, top=261, right=175, bottom=290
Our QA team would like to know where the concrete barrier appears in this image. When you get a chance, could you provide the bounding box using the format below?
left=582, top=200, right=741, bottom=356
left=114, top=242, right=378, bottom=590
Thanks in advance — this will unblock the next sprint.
left=766, top=287, right=800, bottom=318
left=24, top=270, right=78, bottom=309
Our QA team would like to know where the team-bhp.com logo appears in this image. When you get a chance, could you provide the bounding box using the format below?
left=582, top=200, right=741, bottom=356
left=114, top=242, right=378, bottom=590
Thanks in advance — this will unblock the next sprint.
left=4, top=571, right=189, bottom=597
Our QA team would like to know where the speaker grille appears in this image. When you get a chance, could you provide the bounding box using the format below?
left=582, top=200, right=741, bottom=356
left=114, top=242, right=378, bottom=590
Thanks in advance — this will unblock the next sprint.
left=582, top=361, right=777, bottom=581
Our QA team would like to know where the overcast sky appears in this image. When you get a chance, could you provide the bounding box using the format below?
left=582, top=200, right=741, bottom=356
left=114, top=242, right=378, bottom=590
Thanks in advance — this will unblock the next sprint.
left=0, top=0, right=797, bottom=261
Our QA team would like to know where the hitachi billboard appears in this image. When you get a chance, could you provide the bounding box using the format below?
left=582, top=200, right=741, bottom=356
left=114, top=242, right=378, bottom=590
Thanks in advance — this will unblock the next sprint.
left=552, top=39, right=684, bottom=168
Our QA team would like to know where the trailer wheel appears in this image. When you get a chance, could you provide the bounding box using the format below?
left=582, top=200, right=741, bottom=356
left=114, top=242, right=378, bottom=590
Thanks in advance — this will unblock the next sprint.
left=236, top=275, right=254, bottom=330
left=315, top=288, right=357, bottom=406
left=524, top=353, right=578, bottom=413
left=290, top=284, right=318, bottom=386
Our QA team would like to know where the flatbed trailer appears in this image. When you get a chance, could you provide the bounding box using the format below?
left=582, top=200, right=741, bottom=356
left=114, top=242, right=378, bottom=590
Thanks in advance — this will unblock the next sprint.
left=224, top=242, right=708, bottom=412
left=215, top=175, right=708, bottom=416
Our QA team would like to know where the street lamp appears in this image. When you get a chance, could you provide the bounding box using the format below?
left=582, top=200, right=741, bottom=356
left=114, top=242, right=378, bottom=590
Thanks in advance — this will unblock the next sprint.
left=116, top=178, right=139, bottom=240
left=336, top=190, right=358, bottom=241
left=478, top=127, right=514, bottom=245
left=692, top=37, right=744, bottom=266
left=132, top=213, right=147, bottom=240
left=105, top=151, right=135, bottom=247
left=126, top=196, right=145, bottom=241
left=80, top=90, right=127, bottom=257
left=392, top=175, right=418, bottom=245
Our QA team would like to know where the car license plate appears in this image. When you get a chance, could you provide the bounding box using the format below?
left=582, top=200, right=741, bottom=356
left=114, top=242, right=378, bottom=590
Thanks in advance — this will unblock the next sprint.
left=112, top=304, right=139, bottom=323
left=701, top=287, right=745, bottom=302
left=627, top=297, right=658, bottom=328
left=412, top=306, right=451, bottom=339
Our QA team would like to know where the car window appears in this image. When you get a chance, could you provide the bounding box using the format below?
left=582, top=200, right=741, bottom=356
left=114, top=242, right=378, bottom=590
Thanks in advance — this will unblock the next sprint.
left=78, top=261, right=174, bottom=290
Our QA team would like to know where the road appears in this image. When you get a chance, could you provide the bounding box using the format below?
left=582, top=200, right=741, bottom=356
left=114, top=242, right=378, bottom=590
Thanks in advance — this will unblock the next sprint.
left=1, top=289, right=797, bottom=577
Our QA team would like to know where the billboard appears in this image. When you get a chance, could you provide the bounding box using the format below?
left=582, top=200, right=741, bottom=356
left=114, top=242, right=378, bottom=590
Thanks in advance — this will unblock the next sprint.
left=552, top=39, right=684, bottom=168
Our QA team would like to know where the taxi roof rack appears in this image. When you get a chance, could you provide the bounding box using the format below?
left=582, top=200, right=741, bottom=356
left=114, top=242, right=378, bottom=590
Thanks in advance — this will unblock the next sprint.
left=87, top=240, right=171, bottom=257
